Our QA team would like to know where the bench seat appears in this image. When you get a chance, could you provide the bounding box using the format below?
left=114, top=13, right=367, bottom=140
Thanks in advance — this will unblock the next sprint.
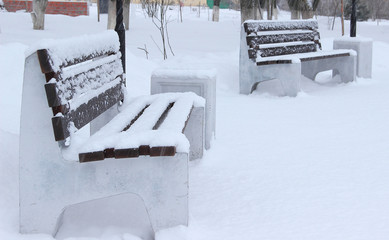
left=256, top=49, right=355, bottom=65
left=78, top=92, right=204, bottom=162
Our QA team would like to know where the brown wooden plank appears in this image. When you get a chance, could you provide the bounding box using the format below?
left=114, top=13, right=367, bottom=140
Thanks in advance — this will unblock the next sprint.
left=79, top=151, right=105, bottom=163
left=37, top=49, right=54, bottom=73
left=122, top=105, right=149, bottom=132
left=152, top=102, right=174, bottom=130
left=150, top=146, right=176, bottom=157
left=51, top=104, right=69, bottom=115
left=256, top=59, right=293, bottom=66
left=51, top=82, right=123, bottom=141
left=244, top=20, right=318, bottom=35
left=44, top=72, right=56, bottom=82
left=44, top=82, right=61, bottom=107
left=104, top=148, right=115, bottom=159
left=258, top=43, right=317, bottom=58
left=37, top=48, right=117, bottom=73
left=114, top=148, right=140, bottom=158
left=300, top=52, right=350, bottom=62
left=246, top=31, right=319, bottom=46
left=139, top=145, right=151, bottom=155
left=51, top=115, right=68, bottom=141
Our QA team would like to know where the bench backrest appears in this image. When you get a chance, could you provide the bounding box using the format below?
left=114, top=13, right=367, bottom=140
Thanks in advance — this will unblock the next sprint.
left=36, top=31, right=124, bottom=141
left=243, top=20, right=322, bottom=61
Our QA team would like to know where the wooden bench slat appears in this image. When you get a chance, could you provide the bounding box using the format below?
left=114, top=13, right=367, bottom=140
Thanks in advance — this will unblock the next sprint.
left=128, top=98, right=172, bottom=133
left=52, top=82, right=123, bottom=141
left=255, top=51, right=352, bottom=66
left=159, top=97, right=195, bottom=133
left=44, top=82, right=61, bottom=107
left=247, top=31, right=319, bottom=46
left=150, top=146, right=176, bottom=157
left=152, top=102, right=175, bottom=130
left=299, top=52, right=351, bottom=62
left=37, top=48, right=118, bottom=74
left=78, top=151, right=105, bottom=163
left=244, top=20, right=318, bottom=35
left=79, top=145, right=176, bottom=162
left=45, top=57, right=123, bottom=107
left=257, top=43, right=317, bottom=58
left=114, top=148, right=140, bottom=159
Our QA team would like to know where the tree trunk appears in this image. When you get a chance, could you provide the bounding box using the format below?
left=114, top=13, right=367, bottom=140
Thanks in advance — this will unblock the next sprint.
left=267, top=0, right=272, bottom=20
left=124, top=0, right=130, bottom=30
left=341, top=0, right=344, bottom=35
left=291, top=9, right=299, bottom=19
left=213, top=0, right=220, bottom=22
left=31, top=0, right=48, bottom=30
left=241, top=0, right=260, bottom=23
left=350, top=0, right=356, bottom=37
left=212, top=6, right=220, bottom=21
left=273, top=0, right=278, bottom=20
left=302, top=10, right=312, bottom=19
left=107, top=0, right=116, bottom=29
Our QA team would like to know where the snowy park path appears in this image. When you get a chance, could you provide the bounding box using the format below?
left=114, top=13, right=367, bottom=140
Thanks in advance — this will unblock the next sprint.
left=189, top=81, right=389, bottom=239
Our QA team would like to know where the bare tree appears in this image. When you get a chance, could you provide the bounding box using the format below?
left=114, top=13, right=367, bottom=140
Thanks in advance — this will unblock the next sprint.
left=31, top=0, right=48, bottom=30
left=367, top=0, right=387, bottom=23
left=142, top=0, right=174, bottom=59
left=331, top=0, right=339, bottom=30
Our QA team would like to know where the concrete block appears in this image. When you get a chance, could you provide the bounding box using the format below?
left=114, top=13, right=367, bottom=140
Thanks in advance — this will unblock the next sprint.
left=334, top=37, right=373, bottom=78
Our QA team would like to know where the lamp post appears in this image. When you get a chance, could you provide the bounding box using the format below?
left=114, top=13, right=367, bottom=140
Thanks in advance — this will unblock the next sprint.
left=115, top=0, right=126, bottom=73
left=350, top=0, right=356, bottom=37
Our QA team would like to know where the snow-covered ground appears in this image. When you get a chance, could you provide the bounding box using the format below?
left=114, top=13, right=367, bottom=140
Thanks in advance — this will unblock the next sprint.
left=1, top=4, right=389, bottom=240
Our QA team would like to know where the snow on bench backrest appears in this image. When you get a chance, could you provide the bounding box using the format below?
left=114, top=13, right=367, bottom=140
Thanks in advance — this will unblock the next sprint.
left=36, top=31, right=125, bottom=141
left=244, top=20, right=318, bottom=34
left=243, top=20, right=322, bottom=61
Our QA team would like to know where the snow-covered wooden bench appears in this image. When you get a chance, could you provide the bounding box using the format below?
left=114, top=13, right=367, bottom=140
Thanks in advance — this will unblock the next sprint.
left=240, top=20, right=357, bottom=96
left=19, top=31, right=205, bottom=236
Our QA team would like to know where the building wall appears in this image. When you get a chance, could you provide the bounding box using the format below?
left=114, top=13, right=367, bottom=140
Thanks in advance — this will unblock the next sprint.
left=3, top=0, right=89, bottom=16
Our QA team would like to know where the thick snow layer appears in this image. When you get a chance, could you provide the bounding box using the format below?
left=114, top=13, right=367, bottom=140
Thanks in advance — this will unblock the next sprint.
left=1, top=4, right=389, bottom=240
left=245, top=19, right=318, bottom=32
left=152, top=69, right=217, bottom=80
left=254, top=29, right=314, bottom=36
left=57, top=53, right=123, bottom=105
left=256, top=49, right=356, bottom=64
left=334, top=36, right=374, bottom=42
left=258, top=41, right=315, bottom=49
left=78, top=92, right=203, bottom=154
left=27, top=30, right=120, bottom=72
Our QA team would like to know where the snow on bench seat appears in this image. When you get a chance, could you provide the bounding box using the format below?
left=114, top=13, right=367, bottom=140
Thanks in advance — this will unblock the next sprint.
left=256, top=49, right=355, bottom=65
left=78, top=92, right=205, bottom=162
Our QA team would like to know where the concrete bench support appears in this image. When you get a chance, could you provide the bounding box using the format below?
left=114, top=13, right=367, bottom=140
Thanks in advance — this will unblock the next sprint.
left=333, top=37, right=373, bottom=78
